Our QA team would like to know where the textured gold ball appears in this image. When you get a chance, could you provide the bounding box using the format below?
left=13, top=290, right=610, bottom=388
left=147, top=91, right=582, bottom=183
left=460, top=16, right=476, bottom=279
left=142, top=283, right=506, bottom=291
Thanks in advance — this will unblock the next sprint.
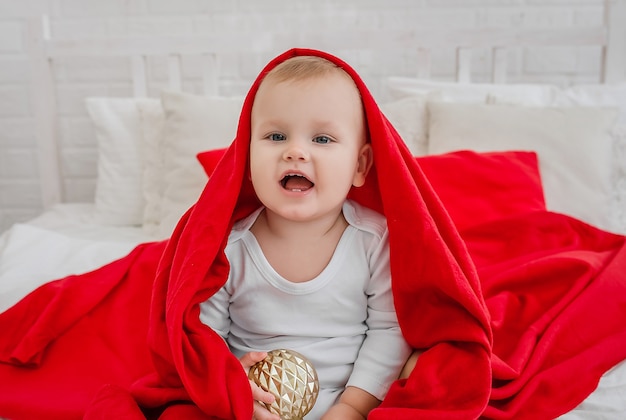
left=248, top=348, right=319, bottom=420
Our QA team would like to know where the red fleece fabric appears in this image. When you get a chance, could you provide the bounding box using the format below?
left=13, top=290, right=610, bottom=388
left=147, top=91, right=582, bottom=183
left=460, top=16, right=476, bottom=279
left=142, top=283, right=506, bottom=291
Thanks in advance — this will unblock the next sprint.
left=0, top=49, right=625, bottom=420
left=415, top=150, right=546, bottom=231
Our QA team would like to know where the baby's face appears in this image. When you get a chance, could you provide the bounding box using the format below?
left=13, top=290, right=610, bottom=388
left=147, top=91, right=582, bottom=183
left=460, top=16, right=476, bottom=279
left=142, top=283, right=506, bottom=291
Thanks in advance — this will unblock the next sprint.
left=249, top=71, right=370, bottom=223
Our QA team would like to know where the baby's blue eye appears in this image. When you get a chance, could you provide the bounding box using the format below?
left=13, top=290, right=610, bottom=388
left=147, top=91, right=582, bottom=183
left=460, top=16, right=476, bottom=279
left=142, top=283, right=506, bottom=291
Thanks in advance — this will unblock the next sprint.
left=268, top=133, right=286, bottom=141
left=313, top=136, right=332, bottom=144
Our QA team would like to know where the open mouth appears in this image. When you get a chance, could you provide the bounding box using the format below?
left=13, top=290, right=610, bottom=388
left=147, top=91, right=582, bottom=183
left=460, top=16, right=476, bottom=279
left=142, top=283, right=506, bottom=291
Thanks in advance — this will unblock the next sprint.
left=280, top=174, right=314, bottom=192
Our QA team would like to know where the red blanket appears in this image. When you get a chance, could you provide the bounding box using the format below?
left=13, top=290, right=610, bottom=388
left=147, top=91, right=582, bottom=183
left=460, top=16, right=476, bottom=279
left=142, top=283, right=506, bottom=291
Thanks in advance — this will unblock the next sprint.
left=1, top=49, right=625, bottom=420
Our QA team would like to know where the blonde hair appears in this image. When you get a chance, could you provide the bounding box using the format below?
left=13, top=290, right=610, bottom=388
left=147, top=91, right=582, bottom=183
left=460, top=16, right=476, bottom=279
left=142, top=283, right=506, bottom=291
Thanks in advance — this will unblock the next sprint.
left=263, top=55, right=351, bottom=84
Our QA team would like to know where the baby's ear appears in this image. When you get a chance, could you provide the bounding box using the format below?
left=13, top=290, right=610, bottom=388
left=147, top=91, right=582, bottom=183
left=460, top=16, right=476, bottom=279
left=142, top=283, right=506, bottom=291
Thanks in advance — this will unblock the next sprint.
left=352, top=144, right=373, bottom=187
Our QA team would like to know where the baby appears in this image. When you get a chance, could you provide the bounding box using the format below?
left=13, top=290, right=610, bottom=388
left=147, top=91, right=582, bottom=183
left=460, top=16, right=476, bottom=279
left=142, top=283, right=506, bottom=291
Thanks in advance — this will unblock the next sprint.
left=200, top=55, right=411, bottom=419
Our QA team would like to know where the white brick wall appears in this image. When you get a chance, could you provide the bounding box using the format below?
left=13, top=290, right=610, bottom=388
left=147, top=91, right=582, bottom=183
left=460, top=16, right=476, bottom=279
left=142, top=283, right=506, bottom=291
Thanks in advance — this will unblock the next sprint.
left=0, top=0, right=608, bottom=232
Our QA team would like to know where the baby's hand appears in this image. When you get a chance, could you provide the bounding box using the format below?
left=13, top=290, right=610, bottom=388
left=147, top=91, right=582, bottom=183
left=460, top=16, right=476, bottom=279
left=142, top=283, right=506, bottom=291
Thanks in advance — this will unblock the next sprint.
left=239, top=351, right=280, bottom=420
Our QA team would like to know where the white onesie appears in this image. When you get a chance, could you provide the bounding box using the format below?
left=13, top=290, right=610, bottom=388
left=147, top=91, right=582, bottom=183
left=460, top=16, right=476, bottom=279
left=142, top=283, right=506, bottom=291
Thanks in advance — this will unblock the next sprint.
left=199, top=199, right=411, bottom=419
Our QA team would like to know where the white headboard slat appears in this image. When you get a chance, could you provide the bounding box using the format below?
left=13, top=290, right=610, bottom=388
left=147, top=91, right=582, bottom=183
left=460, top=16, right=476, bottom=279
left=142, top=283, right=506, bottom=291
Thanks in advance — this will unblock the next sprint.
left=456, top=48, right=472, bottom=83
left=416, top=48, right=431, bottom=79
left=603, top=0, right=626, bottom=83
left=201, top=54, right=220, bottom=96
left=492, top=47, right=508, bottom=84
left=28, top=17, right=63, bottom=208
left=131, top=55, right=148, bottom=98
left=168, top=54, right=183, bottom=92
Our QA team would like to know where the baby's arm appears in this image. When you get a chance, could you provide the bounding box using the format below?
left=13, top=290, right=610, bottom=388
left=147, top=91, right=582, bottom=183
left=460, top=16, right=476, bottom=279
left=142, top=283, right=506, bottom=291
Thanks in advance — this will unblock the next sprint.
left=321, top=386, right=380, bottom=420
left=324, top=346, right=418, bottom=419
left=340, top=229, right=412, bottom=412
left=400, top=351, right=420, bottom=379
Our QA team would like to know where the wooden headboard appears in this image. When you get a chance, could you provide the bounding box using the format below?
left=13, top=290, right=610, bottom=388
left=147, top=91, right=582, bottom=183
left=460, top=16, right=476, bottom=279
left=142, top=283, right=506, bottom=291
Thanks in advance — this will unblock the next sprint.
left=26, top=0, right=626, bottom=210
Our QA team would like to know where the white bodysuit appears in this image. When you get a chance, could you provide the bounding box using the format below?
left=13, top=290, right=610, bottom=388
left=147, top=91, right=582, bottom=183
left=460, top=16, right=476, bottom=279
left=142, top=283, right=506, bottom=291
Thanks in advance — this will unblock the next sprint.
left=199, top=200, right=411, bottom=419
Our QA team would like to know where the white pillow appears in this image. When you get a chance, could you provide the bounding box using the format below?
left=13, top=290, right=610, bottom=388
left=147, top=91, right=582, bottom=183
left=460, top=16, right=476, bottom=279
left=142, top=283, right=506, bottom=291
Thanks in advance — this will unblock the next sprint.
left=555, top=84, right=626, bottom=234
left=427, top=101, right=618, bottom=232
left=386, top=77, right=558, bottom=106
left=380, top=96, right=428, bottom=156
left=86, top=97, right=159, bottom=226
left=136, top=100, right=165, bottom=236
left=157, top=91, right=243, bottom=238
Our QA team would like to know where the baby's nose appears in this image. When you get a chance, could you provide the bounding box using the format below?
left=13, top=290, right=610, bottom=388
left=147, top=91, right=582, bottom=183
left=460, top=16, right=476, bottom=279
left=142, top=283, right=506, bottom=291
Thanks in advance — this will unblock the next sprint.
left=283, top=144, right=309, bottom=161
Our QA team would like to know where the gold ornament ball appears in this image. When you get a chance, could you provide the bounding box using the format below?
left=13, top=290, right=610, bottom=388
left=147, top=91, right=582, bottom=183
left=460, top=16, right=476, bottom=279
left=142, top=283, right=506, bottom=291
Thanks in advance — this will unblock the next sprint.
left=248, top=348, right=319, bottom=420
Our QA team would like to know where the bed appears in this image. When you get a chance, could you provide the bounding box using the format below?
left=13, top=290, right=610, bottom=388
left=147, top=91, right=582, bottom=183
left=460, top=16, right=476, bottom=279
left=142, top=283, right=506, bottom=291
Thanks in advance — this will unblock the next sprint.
left=1, top=0, right=626, bottom=418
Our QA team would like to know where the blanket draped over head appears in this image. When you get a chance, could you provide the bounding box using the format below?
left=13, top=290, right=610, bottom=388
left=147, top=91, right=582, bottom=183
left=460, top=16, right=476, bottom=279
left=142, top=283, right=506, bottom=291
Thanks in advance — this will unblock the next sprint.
left=1, top=49, right=625, bottom=420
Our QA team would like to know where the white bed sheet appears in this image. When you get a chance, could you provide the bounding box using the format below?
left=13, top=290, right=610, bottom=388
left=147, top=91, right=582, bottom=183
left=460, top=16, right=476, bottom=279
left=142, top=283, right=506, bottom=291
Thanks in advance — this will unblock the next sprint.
left=0, top=203, right=624, bottom=417
left=0, top=203, right=153, bottom=312
left=562, top=360, right=626, bottom=419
